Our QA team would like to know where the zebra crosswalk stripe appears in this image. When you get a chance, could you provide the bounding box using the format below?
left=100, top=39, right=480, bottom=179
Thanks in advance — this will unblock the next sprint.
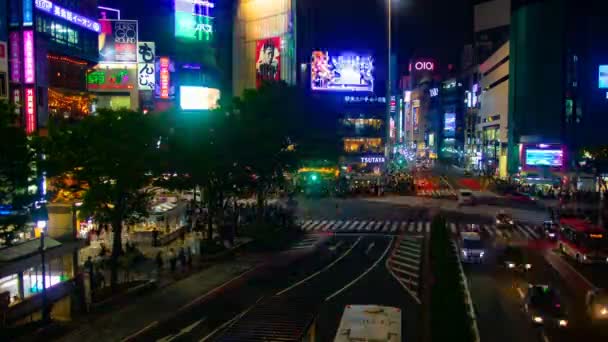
left=425, top=222, right=431, bottom=233
left=514, top=224, right=531, bottom=239
left=450, top=223, right=457, bottom=234
left=302, top=220, right=317, bottom=230
left=331, top=221, right=344, bottom=231
left=356, top=221, right=367, bottom=231
left=391, top=222, right=399, bottom=233
left=483, top=225, right=494, bottom=236
left=400, top=222, right=408, bottom=232
left=408, top=222, right=416, bottom=232
left=520, top=224, right=539, bottom=239
left=341, top=221, right=355, bottom=231
left=417, top=222, right=423, bottom=233
left=381, top=221, right=391, bottom=232
left=373, top=221, right=383, bottom=231
left=322, top=220, right=335, bottom=231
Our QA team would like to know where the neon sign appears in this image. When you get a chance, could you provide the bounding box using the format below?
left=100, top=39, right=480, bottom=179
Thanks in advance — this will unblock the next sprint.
left=23, top=30, right=35, bottom=84
left=414, top=61, right=434, bottom=71
left=9, top=32, right=20, bottom=83
left=35, top=0, right=101, bottom=33
left=24, top=87, right=36, bottom=134
left=87, top=70, right=134, bottom=90
left=159, top=57, right=170, bottom=99
left=361, top=156, right=385, bottom=164
left=175, top=0, right=214, bottom=41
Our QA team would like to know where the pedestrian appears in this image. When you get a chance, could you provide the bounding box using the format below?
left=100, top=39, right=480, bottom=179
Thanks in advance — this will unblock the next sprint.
left=178, top=247, right=186, bottom=268
left=186, top=247, right=193, bottom=269
left=168, top=248, right=177, bottom=273
left=152, top=228, right=159, bottom=247
left=155, top=251, right=164, bottom=272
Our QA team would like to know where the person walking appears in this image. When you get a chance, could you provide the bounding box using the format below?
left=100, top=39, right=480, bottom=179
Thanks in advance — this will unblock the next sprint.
left=178, top=247, right=186, bottom=268
left=168, top=248, right=177, bottom=273
left=155, top=251, right=163, bottom=273
left=186, top=247, right=193, bottom=269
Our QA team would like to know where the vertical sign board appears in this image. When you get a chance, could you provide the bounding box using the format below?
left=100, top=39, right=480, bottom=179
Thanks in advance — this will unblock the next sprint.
left=255, top=37, right=281, bottom=88
left=159, top=57, right=170, bottom=99
left=137, top=42, right=155, bottom=91
left=23, top=30, right=35, bottom=84
left=24, top=87, right=35, bottom=133
left=9, top=31, right=20, bottom=83
left=23, top=0, right=33, bottom=26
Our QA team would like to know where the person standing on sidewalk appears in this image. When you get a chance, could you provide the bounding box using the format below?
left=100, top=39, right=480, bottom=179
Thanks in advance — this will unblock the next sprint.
left=178, top=247, right=186, bottom=268
left=155, top=251, right=164, bottom=273
left=168, top=248, right=177, bottom=273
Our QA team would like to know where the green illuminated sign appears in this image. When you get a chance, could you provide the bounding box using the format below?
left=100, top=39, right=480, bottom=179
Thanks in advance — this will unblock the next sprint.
left=175, top=0, right=214, bottom=42
left=87, top=70, right=134, bottom=90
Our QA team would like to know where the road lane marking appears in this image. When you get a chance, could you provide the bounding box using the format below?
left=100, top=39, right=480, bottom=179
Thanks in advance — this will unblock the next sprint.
left=156, top=318, right=206, bottom=342
left=392, top=253, right=419, bottom=264
left=450, top=223, right=457, bottom=234
left=365, top=242, right=376, bottom=255
left=400, top=244, right=421, bottom=253
left=395, top=249, right=420, bottom=258
left=417, top=222, right=424, bottom=232
left=389, top=259, right=419, bottom=271
left=276, top=236, right=363, bottom=296
left=541, top=332, right=550, bottom=342
left=516, top=287, right=525, bottom=299
left=325, top=237, right=394, bottom=301
left=381, top=221, right=391, bottom=232
left=121, top=321, right=159, bottom=342
left=521, top=224, right=539, bottom=239
left=198, top=297, right=263, bottom=342
left=392, top=266, right=419, bottom=278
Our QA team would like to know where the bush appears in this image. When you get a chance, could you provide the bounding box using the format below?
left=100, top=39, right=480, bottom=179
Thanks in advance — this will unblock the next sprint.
left=430, top=215, right=475, bottom=342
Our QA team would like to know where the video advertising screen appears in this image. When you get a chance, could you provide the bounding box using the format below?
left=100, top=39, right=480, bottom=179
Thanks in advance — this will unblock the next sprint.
left=525, top=149, right=563, bottom=167
left=444, top=113, right=456, bottom=137
left=180, top=86, right=220, bottom=110
left=311, top=51, right=374, bottom=92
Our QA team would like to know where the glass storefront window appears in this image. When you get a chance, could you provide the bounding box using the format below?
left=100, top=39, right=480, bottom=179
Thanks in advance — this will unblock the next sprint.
left=0, top=275, right=19, bottom=303
left=344, top=138, right=383, bottom=153
left=95, top=95, right=131, bottom=111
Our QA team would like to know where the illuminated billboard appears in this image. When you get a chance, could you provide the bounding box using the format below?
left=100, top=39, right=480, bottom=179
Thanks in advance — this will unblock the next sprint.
left=175, top=0, right=214, bottom=42
left=255, top=37, right=281, bottom=88
left=599, top=65, right=608, bottom=89
left=525, top=149, right=563, bottom=167
left=444, top=113, right=455, bottom=137
left=180, top=86, right=219, bottom=110
left=99, top=20, right=138, bottom=63
left=311, top=51, right=374, bottom=92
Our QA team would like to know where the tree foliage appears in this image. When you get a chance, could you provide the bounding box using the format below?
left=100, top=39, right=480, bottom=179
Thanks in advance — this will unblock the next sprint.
left=42, top=109, right=162, bottom=288
left=0, top=101, right=38, bottom=245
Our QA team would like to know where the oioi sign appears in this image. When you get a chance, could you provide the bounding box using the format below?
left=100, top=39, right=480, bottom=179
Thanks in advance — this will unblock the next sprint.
left=414, top=61, right=434, bottom=71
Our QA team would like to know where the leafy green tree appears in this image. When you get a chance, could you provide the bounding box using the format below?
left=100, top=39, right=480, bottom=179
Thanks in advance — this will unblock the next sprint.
left=43, top=109, right=161, bottom=290
left=0, top=101, right=38, bottom=246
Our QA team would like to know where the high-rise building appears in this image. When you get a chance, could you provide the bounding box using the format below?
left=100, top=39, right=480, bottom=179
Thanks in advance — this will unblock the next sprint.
left=0, top=0, right=7, bottom=101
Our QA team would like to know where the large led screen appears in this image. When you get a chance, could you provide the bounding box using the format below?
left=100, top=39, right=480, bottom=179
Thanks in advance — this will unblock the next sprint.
left=311, top=51, right=374, bottom=92
left=444, top=113, right=455, bottom=137
left=180, top=86, right=220, bottom=110
left=599, top=65, right=608, bottom=89
left=525, top=149, right=563, bottom=167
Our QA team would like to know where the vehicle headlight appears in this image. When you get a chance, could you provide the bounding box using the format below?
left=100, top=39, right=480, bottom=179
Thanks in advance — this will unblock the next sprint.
left=559, top=319, right=568, bottom=327
left=601, top=307, right=608, bottom=316
left=480, top=251, right=485, bottom=258
left=533, top=316, right=543, bottom=323
left=549, top=233, right=555, bottom=238
left=462, top=250, right=468, bottom=257
left=525, top=264, right=532, bottom=269
left=509, top=220, right=514, bottom=224
left=496, top=219, right=500, bottom=224
left=583, top=255, right=587, bottom=261
left=507, top=262, right=515, bottom=268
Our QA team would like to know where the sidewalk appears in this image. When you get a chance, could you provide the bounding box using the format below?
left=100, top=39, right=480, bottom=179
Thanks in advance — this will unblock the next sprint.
left=56, top=259, right=257, bottom=342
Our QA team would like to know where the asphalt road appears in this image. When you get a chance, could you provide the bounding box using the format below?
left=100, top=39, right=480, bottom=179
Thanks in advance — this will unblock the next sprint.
left=464, top=228, right=608, bottom=342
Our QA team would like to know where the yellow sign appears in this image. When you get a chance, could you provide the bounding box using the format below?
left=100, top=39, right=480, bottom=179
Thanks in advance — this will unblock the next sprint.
left=590, top=234, right=603, bottom=239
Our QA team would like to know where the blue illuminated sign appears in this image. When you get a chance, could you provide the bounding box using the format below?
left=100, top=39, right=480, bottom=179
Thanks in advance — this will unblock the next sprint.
left=599, top=65, right=608, bottom=89
left=34, top=0, right=101, bottom=33
left=23, top=0, right=33, bottom=26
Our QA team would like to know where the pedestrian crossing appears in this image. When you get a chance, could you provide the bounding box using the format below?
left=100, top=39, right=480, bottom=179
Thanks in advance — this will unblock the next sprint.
left=387, top=235, right=423, bottom=303
left=299, top=219, right=541, bottom=240
left=416, top=189, right=457, bottom=198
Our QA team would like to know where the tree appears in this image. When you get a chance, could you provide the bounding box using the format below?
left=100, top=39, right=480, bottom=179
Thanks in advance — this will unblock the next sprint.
left=43, top=109, right=161, bottom=290
left=0, top=101, right=37, bottom=246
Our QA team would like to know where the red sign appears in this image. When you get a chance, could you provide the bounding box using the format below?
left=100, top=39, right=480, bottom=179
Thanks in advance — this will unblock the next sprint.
left=159, top=57, right=170, bottom=99
left=25, top=87, right=36, bottom=134
left=255, top=37, right=281, bottom=88
left=0, top=43, right=5, bottom=58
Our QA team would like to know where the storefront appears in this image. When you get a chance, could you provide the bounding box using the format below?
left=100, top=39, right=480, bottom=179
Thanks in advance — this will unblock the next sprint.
left=87, top=65, right=139, bottom=111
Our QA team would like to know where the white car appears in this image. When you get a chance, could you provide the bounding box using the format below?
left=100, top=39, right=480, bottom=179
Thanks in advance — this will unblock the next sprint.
left=460, top=232, right=485, bottom=263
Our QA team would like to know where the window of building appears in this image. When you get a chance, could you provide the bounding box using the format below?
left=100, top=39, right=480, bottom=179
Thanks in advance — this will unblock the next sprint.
left=343, top=138, right=383, bottom=153
left=0, top=72, right=7, bottom=98
left=36, top=17, right=81, bottom=50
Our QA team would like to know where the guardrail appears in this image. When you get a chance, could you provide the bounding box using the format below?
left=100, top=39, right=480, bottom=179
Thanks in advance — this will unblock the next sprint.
left=451, top=240, right=481, bottom=342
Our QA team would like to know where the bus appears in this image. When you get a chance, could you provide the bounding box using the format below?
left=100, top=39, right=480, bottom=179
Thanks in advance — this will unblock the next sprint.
left=333, top=305, right=402, bottom=342
left=558, top=218, right=608, bottom=264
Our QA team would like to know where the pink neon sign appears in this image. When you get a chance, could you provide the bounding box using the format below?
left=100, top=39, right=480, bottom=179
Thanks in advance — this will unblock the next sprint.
left=414, top=61, right=434, bottom=71
left=25, top=87, right=36, bottom=134
left=159, top=57, right=170, bottom=99
left=9, top=32, right=21, bottom=83
left=23, top=30, right=35, bottom=84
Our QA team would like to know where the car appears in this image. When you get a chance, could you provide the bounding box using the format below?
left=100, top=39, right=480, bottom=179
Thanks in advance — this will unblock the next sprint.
left=586, top=289, right=608, bottom=322
left=523, top=284, right=568, bottom=327
left=499, top=246, right=532, bottom=271
left=496, top=212, right=515, bottom=228
left=542, top=220, right=558, bottom=241
left=460, top=232, right=485, bottom=263
left=458, top=189, right=475, bottom=206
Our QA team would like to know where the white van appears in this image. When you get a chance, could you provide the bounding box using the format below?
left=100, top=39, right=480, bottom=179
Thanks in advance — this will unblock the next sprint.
left=458, top=189, right=474, bottom=205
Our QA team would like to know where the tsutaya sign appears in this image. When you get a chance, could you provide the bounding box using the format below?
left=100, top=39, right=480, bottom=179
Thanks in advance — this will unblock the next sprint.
left=361, top=156, right=385, bottom=164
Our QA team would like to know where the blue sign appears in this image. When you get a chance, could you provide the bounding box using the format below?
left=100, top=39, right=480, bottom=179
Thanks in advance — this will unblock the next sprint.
left=599, top=65, right=608, bottom=89
left=34, top=0, right=101, bottom=33
left=444, top=113, right=456, bottom=137
left=0, top=0, right=6, bottom=40
left=23, top=0, right=33, bottom=26
left=9, top=0, right=19, bottom=27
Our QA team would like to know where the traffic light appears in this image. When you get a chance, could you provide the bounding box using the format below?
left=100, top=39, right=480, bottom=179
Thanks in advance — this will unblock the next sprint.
left=310, top=173, right=318, bottom=182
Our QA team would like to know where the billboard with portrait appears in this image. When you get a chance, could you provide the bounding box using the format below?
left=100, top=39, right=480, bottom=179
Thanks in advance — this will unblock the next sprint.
left=99, top=20, right=138, bottom=63
left=525, top=149, right=563, bottom=167
left=444, top=113, right=455, bottom=137
left=311, top=51, right=374, bottom=92
left=255, top=37, right=281, bottom=88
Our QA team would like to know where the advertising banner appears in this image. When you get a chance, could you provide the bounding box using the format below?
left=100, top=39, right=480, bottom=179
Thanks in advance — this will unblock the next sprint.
left=9, top=31, right=20, bottom=83
left=255, top=37, right=281, bottom=88
left=87, top=68, right=136, bottom=90
left=444, top=113, right=455, bottom=137
left=24, top=87, right=35, bottom=134
left=137, top=42, right=155, bottom=91
left=412, top=106, right=419, bottom=134
left=23, top=0, right=33, bottom=26
left=175, top=0, right=214, bottom=42
left=156, top=57, right=172, bottom=99
left=23, top=30, right=35, bottom=84
left=311, top=51, right=374, bottom=92
left=525, top=149, right=563, bottom=167
left=599, top=65, right=608, bottom=89
left=99, top=20, right=138, bottom=63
